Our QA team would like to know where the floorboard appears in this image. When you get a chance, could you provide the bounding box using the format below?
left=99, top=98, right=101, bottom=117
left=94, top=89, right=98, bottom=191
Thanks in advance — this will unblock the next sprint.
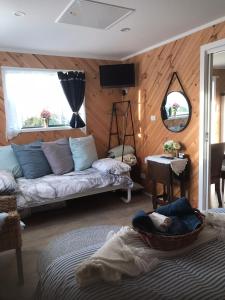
left=0, top=191, right=152, bottom=300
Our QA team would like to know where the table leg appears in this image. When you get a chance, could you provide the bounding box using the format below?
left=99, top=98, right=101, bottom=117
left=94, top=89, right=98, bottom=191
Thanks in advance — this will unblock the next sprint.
left=152, top=180, right=157, bottom=209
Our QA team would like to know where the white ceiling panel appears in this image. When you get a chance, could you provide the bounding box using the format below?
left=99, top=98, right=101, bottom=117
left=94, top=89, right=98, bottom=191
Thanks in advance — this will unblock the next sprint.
left=1, top=0, right=225, bottom=60
left=56, top=0, right=135, bottom=29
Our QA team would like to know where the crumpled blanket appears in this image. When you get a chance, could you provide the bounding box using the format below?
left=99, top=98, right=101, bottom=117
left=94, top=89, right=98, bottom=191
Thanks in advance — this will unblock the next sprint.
left=76, top=226, right=159, bottom=287
left=75, top=212, right=225, bottom=287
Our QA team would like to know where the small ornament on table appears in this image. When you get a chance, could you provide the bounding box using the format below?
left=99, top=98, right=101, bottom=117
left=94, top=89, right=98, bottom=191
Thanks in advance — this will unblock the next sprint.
left=40, top=109, right=51, bottom=128
left=163, top=140, right=181, bottom=157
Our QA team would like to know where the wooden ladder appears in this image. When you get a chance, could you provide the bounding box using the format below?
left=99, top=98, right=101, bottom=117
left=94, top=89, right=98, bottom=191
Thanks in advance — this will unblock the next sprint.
left=108, top=100, right=136, bottom=161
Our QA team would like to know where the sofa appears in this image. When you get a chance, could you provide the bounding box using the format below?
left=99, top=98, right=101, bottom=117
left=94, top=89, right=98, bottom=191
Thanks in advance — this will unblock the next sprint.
left=0, top=136, right=133, bottom=213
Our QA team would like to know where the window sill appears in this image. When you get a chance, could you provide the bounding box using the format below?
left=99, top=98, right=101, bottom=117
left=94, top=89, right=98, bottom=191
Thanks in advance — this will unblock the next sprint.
left=21, top=126, right=72, bottom=133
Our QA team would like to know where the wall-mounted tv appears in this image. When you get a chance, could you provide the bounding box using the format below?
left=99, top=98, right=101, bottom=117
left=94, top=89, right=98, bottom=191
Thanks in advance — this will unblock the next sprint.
left=99, top=63, right=135, bottom=88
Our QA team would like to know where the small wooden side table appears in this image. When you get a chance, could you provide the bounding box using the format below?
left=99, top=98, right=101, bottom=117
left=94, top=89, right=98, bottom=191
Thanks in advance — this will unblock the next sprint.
left=146, top=155, right=190, bottom=209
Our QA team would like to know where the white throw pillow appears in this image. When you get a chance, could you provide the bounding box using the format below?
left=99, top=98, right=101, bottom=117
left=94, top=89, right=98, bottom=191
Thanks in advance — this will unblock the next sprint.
left=92, top=158, right=131, bottom=175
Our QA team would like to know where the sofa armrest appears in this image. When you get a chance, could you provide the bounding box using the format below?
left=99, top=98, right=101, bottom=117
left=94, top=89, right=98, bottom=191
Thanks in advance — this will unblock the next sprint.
left=0, top=195, right=17, bottom=212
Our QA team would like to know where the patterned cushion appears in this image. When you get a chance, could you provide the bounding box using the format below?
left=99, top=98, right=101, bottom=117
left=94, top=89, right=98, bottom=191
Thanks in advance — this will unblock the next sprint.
left=92, top=158, right=130, bottom=175
left=69, top=135, right=98, bottom=171
left=42, top=138, right=74, bottom=175
left=108, top=145, right=134, bottom=158
left=12, top=141, right=52, bottom=179
left=0, top=145, right=22, bottom=178
left=0, top=170, right=17, bottom=194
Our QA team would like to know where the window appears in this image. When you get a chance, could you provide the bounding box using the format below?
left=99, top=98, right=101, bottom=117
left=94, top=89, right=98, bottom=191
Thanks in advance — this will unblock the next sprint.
left=2, top=67, right=85, bottom=139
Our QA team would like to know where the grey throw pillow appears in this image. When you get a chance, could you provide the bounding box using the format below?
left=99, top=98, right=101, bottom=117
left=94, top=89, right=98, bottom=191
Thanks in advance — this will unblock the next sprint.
left=42, top=138, right=74, bottom=175
left=11, top=141, right=52, bottom=179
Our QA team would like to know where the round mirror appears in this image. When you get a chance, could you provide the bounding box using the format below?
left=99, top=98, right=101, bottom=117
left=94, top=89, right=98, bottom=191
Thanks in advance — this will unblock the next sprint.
left=161, top=91, right=191, bottom=132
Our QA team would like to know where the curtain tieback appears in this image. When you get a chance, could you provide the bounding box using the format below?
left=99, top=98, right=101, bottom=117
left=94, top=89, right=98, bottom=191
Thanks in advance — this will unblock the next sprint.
left=73, top=112, right=79, bottom=115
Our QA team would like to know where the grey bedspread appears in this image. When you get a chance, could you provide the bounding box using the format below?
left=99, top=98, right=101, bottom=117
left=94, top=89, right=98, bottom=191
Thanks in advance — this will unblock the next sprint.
left=36, top=224, right=225, bottom=300
left=17, top=168, right=132, bottom=209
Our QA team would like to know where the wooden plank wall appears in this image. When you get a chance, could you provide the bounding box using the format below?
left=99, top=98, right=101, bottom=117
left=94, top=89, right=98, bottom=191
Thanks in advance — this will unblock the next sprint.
left=1, top=22, right=225, bottom=207
left=125, top=21, right=225, bottom=207
left=0, top=52, right=121, bottom=157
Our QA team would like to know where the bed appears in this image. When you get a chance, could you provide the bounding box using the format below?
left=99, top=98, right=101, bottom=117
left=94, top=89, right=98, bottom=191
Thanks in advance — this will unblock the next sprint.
left=36, top=216, right=225, bottom=300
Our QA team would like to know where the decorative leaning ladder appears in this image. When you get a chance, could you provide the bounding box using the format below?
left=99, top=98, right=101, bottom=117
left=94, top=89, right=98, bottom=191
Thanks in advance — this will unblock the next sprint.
left=108, top=100, right=136, bottom=160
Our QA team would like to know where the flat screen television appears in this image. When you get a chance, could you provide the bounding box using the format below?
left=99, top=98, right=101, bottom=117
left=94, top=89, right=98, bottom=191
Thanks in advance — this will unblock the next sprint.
left=99, top=63, right=135, bottom=88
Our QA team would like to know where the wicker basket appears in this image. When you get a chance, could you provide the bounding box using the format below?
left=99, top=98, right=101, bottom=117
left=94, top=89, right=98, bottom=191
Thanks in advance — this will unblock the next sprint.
left=0, top=211, right=22, bottom=252
left=0, top=195, right=17, bottom=212
left=135, top=210, right=205, bottom=251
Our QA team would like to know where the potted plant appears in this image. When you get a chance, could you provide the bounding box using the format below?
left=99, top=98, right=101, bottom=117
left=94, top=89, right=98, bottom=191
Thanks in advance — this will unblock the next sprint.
left=163, top=140, right=181, bottom=157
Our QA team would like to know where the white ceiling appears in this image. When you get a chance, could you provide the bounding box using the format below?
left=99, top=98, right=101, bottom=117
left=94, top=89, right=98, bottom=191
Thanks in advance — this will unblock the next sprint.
left=1, top=0, right=225, bottom=61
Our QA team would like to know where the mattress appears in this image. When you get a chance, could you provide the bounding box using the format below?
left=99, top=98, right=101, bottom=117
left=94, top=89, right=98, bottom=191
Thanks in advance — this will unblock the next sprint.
left=36, top=224, right=225, bottom=300
left=16, top=168, right=132, bottom=209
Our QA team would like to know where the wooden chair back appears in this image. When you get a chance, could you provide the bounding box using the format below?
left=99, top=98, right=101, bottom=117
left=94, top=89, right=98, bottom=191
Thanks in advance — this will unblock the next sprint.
left=210, top=143, right=225, bottom=182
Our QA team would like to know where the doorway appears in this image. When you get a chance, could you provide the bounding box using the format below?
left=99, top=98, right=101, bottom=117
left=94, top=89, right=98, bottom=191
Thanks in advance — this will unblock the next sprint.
left=199, top=38, right=225, bottom=210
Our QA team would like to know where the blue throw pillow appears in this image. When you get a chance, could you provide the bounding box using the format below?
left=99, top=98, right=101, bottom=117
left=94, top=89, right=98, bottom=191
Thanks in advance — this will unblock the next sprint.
left=12, top=141, right=52, bottom=179
left=0, top=145, right=22, bottom=178
left=69, top=135, right=98, bottom=171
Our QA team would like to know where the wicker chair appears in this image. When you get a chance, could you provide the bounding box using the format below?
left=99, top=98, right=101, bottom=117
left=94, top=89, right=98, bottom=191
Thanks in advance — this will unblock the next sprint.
left=0, top=195, right=24, bottom=284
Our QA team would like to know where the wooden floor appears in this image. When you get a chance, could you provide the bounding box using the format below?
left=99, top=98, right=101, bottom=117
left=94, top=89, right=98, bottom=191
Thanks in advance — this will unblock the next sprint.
left=0, top=191, right=152, bottom=300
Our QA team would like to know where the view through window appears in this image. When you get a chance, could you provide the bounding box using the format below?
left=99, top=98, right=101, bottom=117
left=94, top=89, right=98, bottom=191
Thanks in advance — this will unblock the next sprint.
left=2, top=67, right=85, bottom=132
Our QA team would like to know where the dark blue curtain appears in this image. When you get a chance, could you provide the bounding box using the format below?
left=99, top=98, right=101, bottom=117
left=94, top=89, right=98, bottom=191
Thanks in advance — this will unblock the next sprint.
left=58, top=71, right=85, bottom=128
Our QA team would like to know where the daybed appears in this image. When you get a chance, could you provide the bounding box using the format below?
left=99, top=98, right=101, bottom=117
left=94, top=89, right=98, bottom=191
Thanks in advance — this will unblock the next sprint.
left=36, top=211, right=225, bottom=300
left=0, top=136, right=133, bottom=212
left=16, top=167, right=132, bottom=210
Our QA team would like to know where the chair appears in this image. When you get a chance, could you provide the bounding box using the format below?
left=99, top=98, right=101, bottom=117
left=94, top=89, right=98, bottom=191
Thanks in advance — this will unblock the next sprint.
left=148, top=161, right=173, bottom=209
left=210, top=143, right=225, bottom=208
left=0, top=195, right=24, bottom=284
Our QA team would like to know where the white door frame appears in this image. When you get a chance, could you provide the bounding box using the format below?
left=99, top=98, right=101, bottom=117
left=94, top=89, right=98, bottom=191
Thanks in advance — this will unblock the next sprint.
left=199, top=38, right=225, bottom=211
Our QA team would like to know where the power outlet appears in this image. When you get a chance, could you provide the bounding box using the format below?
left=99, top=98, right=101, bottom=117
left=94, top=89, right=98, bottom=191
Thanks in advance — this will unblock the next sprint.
left=150, top=115, right=156, bottom=121
left=140, top=172, right=146, bottom=179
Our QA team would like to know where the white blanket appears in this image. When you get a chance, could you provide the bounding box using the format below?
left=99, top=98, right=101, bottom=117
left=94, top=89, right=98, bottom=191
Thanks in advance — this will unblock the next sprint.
left=76, top=212, right=225, bottom=287
left=16, top=168, right=132, bottom=209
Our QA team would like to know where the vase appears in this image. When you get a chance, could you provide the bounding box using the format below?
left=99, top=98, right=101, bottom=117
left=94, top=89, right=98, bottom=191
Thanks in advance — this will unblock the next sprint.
left=43, top=118, right=49, bottom=128
left=164, top=151, right=176, bottom=158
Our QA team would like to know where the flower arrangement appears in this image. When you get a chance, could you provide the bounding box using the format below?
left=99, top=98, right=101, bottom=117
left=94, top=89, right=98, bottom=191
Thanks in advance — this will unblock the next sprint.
left=172, top=102, right=180, bottom=111
left=40, top=109, right=51, bottom=119
left=163, top=140, right=181, bottom=155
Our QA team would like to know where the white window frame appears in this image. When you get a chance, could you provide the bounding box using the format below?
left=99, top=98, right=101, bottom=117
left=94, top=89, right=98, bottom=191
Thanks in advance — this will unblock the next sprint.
left=1, top=66, right=86, bottom=138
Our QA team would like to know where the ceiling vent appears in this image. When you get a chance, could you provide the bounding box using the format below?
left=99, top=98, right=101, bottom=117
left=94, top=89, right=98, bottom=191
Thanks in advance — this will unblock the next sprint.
left=55, top=0, right=135, bottom=30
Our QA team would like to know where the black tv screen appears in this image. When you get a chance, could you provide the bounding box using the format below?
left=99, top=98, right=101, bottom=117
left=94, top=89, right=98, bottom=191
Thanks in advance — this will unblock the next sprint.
left=99, top=63, right=135, bottom=88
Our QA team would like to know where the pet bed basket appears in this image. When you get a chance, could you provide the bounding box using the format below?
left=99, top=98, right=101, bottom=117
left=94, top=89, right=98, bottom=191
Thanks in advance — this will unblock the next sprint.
left=135, top=209, right=205, bottom=251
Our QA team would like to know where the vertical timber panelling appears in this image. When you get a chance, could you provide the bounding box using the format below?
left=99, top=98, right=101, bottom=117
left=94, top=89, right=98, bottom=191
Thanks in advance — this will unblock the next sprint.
left=125, top=22, right=225, bottom=207
left=0, top=52, right=121, bottom=157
